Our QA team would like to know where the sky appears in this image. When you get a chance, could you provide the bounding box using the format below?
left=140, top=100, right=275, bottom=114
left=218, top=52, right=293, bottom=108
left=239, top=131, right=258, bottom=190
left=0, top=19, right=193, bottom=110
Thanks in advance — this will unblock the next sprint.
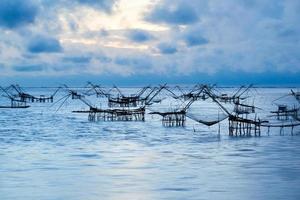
left=0, top=0, right=299, bottom=86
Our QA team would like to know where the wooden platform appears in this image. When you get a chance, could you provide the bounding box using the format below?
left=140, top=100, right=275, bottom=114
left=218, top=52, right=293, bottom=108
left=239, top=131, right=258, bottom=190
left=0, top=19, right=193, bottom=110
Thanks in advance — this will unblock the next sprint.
left=150, top=111, right=186, bottom=127
left=73, top=107, right=145, bottom=122
left=228, top=115, right=264, bottom=137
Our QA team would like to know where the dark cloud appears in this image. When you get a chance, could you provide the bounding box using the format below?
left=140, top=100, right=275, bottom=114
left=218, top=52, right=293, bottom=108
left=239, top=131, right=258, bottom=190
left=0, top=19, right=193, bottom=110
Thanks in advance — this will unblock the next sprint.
left=75, top=0, right=117, bottom=13
left=184, top=33, right=209, bottom=47
left=52, top=64, right=73, bottom=72
left=0, top=0, right=39, bottom=29
left=127, top=29, right=154, bottom=43
left=13, top=64, right=44, bottom=72
left=27, top=35, right=62, bottom=53
left=97, top=54, right=112, bottom=63
left=157, top=43, right=177, bottom=54
left=63, top=54, right=112, bottom=65
left=277, top=28, right=299, bottom=41
left=63, top=56, right=91, bottom=63
left=146, top=1, right=199, bottom=25
left=115, top=57, right=132, bottom=66
left=68, top=20, right=79, bottom=32
left=115, top=56, right=152, bottom=68
left=0, top=63, right=4, bottom=70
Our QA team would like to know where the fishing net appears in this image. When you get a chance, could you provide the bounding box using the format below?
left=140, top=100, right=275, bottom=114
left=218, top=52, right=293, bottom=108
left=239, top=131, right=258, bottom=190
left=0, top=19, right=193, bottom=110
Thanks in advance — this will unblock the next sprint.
left=186, top=98, right=232, bottom=126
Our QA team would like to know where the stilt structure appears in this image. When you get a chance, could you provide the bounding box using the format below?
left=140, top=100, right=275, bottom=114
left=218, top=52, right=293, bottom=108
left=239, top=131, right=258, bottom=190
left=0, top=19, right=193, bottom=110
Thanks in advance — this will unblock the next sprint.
left=0, top=87, right=30, bottom=108
left=233, top=101, right=256, bottom=114
left=56, top=88, right=146, bottom=122
left=150, top=110, right=186, bottom=127
left=149, top=86, right=206, bottom=127
left=213, top=85, right=253, bottom=103
left=85, top=82, right=110, bottom=98
left=73, top=107, right=145, bottom=122
left=164, top=85, right=209, bottom=101
left=204, top=87, right=266, bottom=137
left=270, top=105, right=299, bottom=120
left=5, top=84, right=60, bottom=103
left=108, top=95, right=144, bottom=107
left=107, top=85, right=154, bottom=108
left=228, top=115, right=263, bottom=137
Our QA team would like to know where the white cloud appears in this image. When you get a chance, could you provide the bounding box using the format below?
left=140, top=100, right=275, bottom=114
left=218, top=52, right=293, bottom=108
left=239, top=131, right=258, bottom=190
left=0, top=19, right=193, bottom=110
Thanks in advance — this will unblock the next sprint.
left=0, top=0, right=299, bottom=81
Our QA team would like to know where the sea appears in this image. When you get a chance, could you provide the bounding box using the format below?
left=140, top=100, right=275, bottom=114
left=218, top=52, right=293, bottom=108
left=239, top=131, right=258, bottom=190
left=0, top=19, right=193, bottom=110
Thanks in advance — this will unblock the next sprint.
left=0, top=87, right=300, bottom=200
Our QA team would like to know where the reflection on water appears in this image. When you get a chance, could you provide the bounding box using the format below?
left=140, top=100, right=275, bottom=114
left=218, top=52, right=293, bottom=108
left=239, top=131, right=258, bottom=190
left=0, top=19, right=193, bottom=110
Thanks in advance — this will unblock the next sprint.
left=0, top=88, right=300, bottom=200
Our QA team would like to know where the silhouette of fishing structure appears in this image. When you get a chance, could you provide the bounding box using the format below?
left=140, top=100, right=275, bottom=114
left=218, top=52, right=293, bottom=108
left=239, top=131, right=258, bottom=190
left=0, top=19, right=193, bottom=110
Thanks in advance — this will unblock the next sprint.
left=271, top=105, right=299, bottom=121
left=84, top=82, right=110, bottom=98
left=61, top=85, right=85, bottom=100
left=147, top=84, right=260, bottom=132
left=291, top=89, right=300, bottom=103
left=207, top=88, right=300, bottom=137
left=5, top=82, right=296, bottom=136
left=5, top=84, right=60, bottom=103
left=54, top=84, right=170, bottom=122
left=172, top=85, right=210, bottom=101
left=211, top=85, right=254, bottom=103
left=106, top=85, right=155, bottom=108
left=149, top=85, right=208, bottom=127
left=187, top=85, right=267, bottom=136
left=231, top=86, right=258, bottom=115
left=0, top=86, right=29, bottom=108
left=205, top=86, right=300, bottom=136
left=201, top=87, right=268, bottom=137
left=233, top=101, right=256, bottom=115
left=270, top=90, right=300, bottom=120
left=265, top=90, right=300, bottom=135
left=55, top=86, right=146, bottom=122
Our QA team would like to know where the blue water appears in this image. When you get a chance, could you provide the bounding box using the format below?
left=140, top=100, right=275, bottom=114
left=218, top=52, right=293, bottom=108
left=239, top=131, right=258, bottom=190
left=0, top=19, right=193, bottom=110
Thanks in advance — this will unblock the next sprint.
left=0, top=88, right=300, bottom=200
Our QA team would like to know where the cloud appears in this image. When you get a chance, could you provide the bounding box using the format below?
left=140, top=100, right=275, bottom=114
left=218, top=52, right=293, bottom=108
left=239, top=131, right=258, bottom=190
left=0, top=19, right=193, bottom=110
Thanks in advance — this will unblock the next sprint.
left=0, top=0, right=300, bottom=84
left=146, top=0, right=200, bottom=25
left=0, top=0, right=39, bottom=29
left=75, top=0, right=118, bottom=13
left=96, top=54, right=112, bottom=63
left=127, top=29, right=154, bottom=43
left=13, top=64, right=44, bottom=72
left=184, top=33, right=209, bottom=47
left=157, top=43, right=177, bottom=54
left=0, top=63, right=5, bottom=70
left=114, top=56, right=152, bottom=69
left=27, top=35, right=62, bottom=53
left=63, top=56, right=91, bottom=63
left=100, top=29, right=109, bottom=37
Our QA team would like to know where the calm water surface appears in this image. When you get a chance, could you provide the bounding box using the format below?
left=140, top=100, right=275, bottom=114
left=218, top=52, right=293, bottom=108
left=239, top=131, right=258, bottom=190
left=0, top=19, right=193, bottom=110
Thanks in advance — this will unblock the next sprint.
left=0, top=88, right=300, bottom=200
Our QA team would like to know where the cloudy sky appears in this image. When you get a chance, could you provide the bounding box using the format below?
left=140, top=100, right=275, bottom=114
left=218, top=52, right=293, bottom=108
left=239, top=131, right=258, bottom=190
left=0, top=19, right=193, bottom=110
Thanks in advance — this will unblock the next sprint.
left=0, top=0, right=299, bottom=85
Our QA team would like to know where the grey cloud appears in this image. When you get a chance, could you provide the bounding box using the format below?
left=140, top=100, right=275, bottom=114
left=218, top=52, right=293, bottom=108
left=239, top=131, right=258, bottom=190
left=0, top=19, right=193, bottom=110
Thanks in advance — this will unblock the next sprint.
left=63, top=56, right=91, bottom=63
left=0, top=0, right=39, bottom=29
left=127, top=29, right=154, bottom=43
left=74, top=0, right=118, bottom=13
left=27, top=35, right=62, bottom=53
left=13, top=64, right=44, bottom=72
left=146, top=1, right=199, bottom=25
left=115, top=56, right=152, bottom=68
left=157, top=43, right=177, bottom=54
